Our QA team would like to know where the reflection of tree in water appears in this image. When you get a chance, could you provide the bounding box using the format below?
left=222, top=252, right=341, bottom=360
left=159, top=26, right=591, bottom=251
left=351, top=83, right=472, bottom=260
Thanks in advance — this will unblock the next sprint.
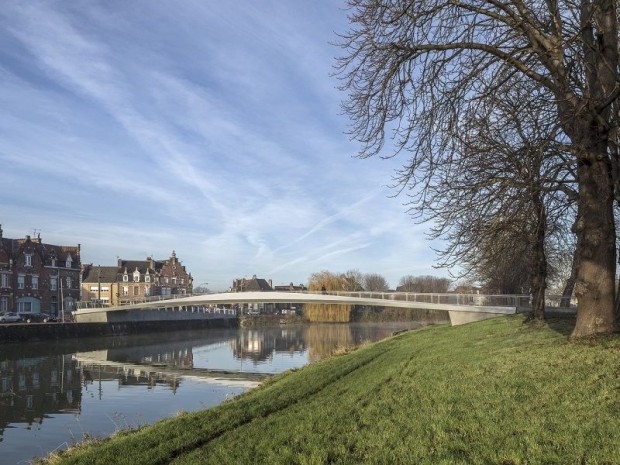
left=304, top=324, right=355, bottom=363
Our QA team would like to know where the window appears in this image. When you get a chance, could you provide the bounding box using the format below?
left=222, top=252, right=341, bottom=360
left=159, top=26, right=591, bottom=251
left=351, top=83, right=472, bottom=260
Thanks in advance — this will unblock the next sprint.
left=32, top=275, right=38, bottom=290
left=172, top=277, right=177, bottom=285
left=180, top=278, right=184, bottom=285
left=145, top=286, right=150, bottom=296
left=51, top=258, right=56, bottom=267
left=66, top=256, right=72, bottom=268
left=0, top=273, right=8, bottom=288
left=50, top=277, right=57, bottom=291
left=17, top=301, right=32, bottom=312
left=164, top=277, right=169, bottom=284
left=66, top=277, right=71, bottom=289
left=133, top=286, right=139, bottom=296
left=122, top=286, right=128, bottom=296
left=123, top=274, right=128, bottom=282
left=25, top=254, right=32, bottom=267
left=145, top=275, right=150, bottom=283
left=17, top=274, right=25, bottom=289
left=0, top=297, right=7, bottom=313
left=90, top=286, right=99, bottom=291
left=133, top=271, right=140, bottom=282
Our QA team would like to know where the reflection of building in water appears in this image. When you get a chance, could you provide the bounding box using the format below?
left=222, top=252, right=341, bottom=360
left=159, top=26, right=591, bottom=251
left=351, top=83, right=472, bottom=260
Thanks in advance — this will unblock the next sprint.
left=78, top=363, right=181, bottom=395
left=74, top=344, right=195, bottom=396
left=0, top=354, right=82, bottom=440
left=231, top=328, right=306, bottom=365
left=105, top=344, right=194, bottom=369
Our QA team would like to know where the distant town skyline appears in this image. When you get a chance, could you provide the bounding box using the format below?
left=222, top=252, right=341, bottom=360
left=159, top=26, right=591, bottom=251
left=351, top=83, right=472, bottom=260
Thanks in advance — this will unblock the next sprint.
left=0, top=1, right=448, bottom=291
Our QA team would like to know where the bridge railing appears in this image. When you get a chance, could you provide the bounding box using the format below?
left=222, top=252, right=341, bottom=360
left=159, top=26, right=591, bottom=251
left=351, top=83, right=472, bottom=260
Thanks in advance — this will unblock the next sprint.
left=301, top=291, right=576, bottom=309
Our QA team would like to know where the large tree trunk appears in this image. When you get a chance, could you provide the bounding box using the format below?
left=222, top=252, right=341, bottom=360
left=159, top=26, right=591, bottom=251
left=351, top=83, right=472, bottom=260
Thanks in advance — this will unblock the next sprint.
left=571, top=150, right=617, bottom=338
left=530, top=193, right=547, bottom=320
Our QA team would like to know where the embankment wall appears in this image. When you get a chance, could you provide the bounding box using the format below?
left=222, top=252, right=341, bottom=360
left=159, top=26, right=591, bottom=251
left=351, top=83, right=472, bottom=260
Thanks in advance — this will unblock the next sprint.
left=0, top=318, right=238, bottom=344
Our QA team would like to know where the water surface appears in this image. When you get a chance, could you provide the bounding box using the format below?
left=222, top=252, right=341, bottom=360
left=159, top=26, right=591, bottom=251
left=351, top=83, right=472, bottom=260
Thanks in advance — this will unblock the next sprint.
left=0, top=322, right=425, bottom=464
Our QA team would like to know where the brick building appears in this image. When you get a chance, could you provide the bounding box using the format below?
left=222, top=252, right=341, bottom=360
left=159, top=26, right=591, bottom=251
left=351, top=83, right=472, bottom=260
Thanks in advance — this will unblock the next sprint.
left=81, top=251, right=193, bottom=305
left=0, top=226, right=81, bottom=316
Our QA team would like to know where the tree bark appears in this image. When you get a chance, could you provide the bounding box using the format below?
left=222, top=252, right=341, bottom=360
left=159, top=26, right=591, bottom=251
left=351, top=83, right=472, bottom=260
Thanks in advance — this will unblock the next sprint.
left=571, top=150, right=617, bottom=338
left=530, top=193, right=547, bottom=320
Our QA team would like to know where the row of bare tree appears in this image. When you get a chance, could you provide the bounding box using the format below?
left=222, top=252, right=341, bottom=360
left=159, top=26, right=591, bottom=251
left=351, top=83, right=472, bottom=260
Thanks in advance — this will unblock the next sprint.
left=336, top=0, right=620, bottom=338
left=307, top=270, right=450, bottom=293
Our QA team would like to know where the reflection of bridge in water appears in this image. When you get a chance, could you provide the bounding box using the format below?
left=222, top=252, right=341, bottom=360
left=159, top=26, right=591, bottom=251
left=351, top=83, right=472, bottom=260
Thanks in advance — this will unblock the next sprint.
left=75, top=291, right=519, bottom=326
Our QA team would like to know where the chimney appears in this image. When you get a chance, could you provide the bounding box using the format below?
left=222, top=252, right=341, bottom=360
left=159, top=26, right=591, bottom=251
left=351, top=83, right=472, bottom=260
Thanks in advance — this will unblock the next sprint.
left=118, top=258, right=123, bottom=268
left=269, top=279, right=273, bottom=289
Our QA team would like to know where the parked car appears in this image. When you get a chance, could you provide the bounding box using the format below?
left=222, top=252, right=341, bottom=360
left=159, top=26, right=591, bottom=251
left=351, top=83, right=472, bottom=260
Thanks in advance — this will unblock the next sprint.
left=21, top=312, right=57, bottom=323
left=0, top=312, right=23, bottom=323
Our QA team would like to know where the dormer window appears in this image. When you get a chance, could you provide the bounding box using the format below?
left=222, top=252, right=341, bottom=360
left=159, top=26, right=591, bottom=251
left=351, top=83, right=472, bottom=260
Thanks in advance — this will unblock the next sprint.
left=145, top=275, right=151, bottom=283
left=25, top=254, right=32, bottom=267
left=66, top=255, right=73, bottom=268
left=51, top=258, right=56, bottom=267
left=133, top=270, right=140, bottom=282
left=123, top=273, right=128, bottom=282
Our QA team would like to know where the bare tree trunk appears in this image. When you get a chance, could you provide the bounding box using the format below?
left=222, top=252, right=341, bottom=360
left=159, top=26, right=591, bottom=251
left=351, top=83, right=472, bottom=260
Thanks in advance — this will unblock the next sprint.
left=560, top=255, right=578, bottom=308
left=530, top=193, right=547, bottom=320
left=571, top=152, right=618, bottom=338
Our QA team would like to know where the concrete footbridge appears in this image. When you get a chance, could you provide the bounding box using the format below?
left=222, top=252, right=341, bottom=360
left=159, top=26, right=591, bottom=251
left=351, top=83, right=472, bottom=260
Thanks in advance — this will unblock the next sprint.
left=74, top=291, right=517, bottom=326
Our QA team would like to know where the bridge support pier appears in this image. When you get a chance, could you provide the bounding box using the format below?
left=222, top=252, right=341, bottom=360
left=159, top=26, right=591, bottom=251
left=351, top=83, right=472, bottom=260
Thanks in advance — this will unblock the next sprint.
left=448, top=311, right=504, bottom=326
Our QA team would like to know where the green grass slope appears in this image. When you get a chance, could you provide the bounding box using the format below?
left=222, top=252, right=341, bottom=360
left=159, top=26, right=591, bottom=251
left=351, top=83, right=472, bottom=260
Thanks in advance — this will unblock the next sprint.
left=42, top=315, right=620, bottom=465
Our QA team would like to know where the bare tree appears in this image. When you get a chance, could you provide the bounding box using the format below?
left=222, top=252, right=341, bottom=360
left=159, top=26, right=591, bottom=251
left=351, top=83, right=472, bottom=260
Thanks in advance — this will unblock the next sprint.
left=363, top=273, right=390, bottom=291
left=342, top=269, right=365, bottom=291
left=428, top=78, right=576, bottom=319
left=397, top=275, right=451, bottom=293
left=337, top=0, right=619, bottom=337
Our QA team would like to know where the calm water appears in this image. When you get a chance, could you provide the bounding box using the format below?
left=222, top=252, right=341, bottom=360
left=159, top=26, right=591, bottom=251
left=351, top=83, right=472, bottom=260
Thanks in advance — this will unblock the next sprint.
left=0, top=322, right=424, bottom=464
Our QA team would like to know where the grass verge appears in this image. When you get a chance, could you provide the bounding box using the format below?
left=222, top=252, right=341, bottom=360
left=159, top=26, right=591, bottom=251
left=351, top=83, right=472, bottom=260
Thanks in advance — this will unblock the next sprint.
left=39, top=315, right=620, bottom=464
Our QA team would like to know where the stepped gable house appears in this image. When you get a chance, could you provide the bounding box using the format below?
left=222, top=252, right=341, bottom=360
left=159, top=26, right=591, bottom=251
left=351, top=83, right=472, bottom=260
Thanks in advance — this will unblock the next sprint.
left=0, top=225, right=81, bottom=316
left=81, top=251, right=193, bottom=305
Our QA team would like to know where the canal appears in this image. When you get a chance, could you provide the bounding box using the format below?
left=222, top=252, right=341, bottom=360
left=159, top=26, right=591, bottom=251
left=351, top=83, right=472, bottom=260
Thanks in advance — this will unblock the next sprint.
left=0, top=321, right=427, bottom=464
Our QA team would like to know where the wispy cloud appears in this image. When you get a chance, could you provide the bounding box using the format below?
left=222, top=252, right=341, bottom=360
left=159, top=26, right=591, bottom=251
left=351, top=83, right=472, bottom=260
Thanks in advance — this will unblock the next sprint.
left=0, top=0, right=447, bottom=290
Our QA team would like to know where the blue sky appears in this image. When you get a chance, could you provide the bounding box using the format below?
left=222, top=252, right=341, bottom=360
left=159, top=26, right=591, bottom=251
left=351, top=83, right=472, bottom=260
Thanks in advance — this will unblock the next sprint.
left=0, top=1, right=446, bottom=291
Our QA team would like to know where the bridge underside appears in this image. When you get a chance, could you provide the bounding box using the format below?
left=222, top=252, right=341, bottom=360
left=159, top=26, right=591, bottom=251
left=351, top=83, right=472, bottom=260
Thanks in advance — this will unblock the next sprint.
left=74, top=292, right=516, bottom=326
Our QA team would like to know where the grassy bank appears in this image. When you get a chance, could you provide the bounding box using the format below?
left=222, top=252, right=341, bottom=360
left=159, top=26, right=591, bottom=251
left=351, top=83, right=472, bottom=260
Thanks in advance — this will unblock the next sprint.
left=40, top=315, right=620, bottom=464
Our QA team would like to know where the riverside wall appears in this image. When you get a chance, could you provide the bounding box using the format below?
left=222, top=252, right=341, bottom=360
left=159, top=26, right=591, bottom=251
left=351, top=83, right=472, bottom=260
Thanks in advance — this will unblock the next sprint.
left=0, top=318, right=238, bottom=344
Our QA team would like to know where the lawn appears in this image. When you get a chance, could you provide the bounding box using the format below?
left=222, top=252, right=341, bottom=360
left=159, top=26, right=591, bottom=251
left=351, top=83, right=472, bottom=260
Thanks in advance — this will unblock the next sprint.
left=41, top=315, right=620, bottom=464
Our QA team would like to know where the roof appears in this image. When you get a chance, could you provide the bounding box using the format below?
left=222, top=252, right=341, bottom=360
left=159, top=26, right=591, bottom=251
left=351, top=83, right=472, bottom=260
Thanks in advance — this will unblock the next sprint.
left=83, top=266, right=120, bottom=283
left=244, top=278, right=273, bottom=292
left=119, top=260, right=161, bottom=274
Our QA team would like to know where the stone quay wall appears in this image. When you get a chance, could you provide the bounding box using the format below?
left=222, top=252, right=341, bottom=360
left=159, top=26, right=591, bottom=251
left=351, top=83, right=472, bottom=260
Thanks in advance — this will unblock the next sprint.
left=0, top=317, right=238, bottom=344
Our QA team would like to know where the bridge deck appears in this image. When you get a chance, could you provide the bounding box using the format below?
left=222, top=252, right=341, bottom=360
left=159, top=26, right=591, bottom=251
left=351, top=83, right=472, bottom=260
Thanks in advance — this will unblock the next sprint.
left=74, top=291, right=516, bottom=326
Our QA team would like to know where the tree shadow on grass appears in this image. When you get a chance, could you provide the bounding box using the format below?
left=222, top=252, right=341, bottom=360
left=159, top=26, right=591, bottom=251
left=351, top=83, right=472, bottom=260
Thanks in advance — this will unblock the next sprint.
left=544, top=315, right=576, bottom=337
left=521, top=311, right=576, bottom=337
